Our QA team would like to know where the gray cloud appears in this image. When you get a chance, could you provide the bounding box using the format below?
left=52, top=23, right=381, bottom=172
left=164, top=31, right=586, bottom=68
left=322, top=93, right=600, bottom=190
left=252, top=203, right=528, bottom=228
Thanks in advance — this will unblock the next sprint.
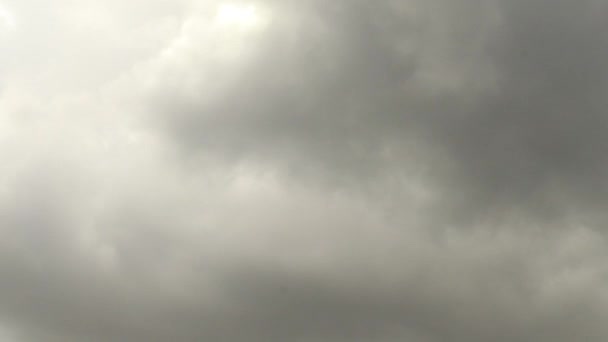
left=150, top=0, right=608, bottom=224
left=1, top=0, right=608, bottom=341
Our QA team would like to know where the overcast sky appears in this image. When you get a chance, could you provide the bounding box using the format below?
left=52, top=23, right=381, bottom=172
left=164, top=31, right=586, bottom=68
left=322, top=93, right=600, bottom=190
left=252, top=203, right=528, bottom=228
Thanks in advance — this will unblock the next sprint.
left=1, top=0, right=608, bottom=341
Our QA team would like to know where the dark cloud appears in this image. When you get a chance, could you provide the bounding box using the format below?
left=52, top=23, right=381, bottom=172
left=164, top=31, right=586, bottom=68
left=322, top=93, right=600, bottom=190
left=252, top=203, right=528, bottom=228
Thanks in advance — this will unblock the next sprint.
left=437, top=0, right=608, bottom=222
left=153, top=0, right=608, bottom=224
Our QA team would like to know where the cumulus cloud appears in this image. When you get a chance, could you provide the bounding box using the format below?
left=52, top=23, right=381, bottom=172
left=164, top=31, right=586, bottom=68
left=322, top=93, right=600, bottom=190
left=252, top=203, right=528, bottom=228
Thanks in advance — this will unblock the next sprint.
left=1, top=0, right=608, bottom=341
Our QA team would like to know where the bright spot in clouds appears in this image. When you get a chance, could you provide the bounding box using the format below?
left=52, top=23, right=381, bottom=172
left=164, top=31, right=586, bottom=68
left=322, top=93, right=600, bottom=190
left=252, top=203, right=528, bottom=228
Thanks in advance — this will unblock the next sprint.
left=0, top=3, right=15, bottom=31
left=215, top=3, right=264, bottom=30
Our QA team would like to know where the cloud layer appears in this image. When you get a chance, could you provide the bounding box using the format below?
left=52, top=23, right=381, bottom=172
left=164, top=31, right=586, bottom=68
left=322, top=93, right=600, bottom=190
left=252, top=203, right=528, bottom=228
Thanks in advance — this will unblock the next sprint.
left=1, top=0, right=608, bottom=341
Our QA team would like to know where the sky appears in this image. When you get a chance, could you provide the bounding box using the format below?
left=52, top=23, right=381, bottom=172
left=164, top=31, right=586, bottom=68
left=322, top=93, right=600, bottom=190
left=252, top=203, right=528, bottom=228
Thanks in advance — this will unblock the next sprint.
left=1, top=0, right=608, bottom=341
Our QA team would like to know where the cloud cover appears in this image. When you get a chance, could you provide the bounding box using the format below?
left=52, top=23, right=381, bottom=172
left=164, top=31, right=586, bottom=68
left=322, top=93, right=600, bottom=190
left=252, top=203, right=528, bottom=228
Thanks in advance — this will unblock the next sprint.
left=1, top=0, right=608, bottom=341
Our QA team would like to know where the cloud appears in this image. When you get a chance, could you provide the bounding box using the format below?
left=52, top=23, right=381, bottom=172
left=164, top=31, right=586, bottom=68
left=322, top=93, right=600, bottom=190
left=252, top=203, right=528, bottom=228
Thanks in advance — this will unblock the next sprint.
left=0, top=3, right=15, bottom=31
left=146, top=0, right=608, bottom=224
left=1, top=0, right=608, bottom=341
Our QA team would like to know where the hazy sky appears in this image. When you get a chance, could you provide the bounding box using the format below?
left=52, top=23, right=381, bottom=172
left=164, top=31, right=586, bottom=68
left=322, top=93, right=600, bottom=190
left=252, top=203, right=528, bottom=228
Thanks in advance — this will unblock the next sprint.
left=1, top=0, right=608, bottom=341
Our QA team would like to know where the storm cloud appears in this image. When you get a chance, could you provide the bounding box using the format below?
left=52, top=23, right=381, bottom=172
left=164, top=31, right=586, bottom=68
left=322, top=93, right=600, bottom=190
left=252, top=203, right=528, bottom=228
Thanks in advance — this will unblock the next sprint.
left=1, top=0, right=608, bottom=341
